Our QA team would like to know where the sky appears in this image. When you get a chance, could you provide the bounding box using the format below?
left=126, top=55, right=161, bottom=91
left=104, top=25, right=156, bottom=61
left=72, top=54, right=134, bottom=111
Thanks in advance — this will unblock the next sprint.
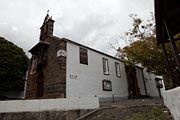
left=0, top=0, right=154, bottom=58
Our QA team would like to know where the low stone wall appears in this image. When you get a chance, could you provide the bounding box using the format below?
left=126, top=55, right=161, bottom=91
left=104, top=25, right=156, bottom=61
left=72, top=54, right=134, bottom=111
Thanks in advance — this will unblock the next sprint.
left=0, top=97, right=99, bottom=113
left=163, top=87, right=180, bottom=120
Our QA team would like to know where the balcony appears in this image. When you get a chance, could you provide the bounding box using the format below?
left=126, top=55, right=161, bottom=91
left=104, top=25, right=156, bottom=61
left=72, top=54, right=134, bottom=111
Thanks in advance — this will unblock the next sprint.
left=29, top=41, right=50, bottom=67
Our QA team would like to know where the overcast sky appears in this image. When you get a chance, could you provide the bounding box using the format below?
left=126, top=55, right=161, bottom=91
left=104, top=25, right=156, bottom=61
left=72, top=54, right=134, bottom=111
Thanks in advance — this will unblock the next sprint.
left=0, top=0, right=154, bottom=58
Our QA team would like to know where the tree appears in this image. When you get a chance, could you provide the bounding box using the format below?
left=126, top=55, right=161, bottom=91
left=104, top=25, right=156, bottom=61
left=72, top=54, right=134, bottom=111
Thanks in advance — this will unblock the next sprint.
left=0, top=37, right=29, bottom=91
left=121, top=13, right=180, bottom=88
left=122, top=14, right=165, bottom=74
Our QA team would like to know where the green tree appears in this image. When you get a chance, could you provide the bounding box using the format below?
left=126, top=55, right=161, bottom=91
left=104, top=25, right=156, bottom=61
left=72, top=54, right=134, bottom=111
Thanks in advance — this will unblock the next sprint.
left=122, top=14, right=165, bottom=74
left=0, top=37, right=29, bottom=91
left=121, top=14, right=180, bottom=88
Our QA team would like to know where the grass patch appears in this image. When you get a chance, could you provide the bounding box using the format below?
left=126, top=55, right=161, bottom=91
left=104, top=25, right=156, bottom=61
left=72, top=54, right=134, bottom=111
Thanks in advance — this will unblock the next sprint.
left=125, top=107, right=163, bottom=120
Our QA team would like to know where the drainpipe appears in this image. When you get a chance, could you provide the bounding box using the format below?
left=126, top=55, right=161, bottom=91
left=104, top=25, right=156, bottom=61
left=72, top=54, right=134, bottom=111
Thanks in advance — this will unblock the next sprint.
left=23, top=70, right=29, bottom=99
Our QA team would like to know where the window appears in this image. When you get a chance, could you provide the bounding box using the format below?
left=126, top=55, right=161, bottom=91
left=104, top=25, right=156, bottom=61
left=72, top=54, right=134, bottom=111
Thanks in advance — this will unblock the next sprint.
left=30, top=56, right=37, bottom=74
left=80, top=47, right=88, bottom=65
left=103, top=58, right=109, bottom=75
left=102, top=80, right=112, bottom=91
left=115, top=62, right=121, bottom=77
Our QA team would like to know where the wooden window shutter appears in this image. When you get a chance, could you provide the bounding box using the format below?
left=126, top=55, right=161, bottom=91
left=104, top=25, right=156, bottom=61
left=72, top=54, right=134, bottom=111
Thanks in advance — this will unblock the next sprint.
left=80, top=47, right=88, bottom=65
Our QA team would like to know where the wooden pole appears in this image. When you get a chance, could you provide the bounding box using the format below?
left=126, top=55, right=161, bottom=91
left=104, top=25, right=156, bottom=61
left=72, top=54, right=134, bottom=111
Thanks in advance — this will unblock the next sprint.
left=163, top=19, right=180, bottom=72
left=161, top=43, right=174, bottom=87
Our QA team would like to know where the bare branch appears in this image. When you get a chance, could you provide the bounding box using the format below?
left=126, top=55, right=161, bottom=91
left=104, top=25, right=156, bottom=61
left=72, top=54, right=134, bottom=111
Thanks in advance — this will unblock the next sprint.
left=109, top=42, right=118, bottom=51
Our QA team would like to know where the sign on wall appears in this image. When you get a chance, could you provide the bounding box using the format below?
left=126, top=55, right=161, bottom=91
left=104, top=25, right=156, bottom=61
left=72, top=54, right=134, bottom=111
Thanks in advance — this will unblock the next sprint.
left=102, top=80, right=112, bottom=91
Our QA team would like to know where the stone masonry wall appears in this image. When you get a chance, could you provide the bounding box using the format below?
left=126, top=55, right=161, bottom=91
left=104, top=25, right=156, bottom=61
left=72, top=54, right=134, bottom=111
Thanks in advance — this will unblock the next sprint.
left=26, top=72, right=38, bottom=98
left=44, top=38, right=67, bottom=98
left=0, top=110, right=91, bottom=120
left=26, top=37, right=67, bottom=99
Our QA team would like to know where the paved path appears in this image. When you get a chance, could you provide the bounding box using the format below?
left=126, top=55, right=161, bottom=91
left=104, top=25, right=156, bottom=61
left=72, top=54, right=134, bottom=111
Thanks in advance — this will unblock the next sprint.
left=100, top=98, right=163, bottom=108
left=81, top=98, right=173, bottom=120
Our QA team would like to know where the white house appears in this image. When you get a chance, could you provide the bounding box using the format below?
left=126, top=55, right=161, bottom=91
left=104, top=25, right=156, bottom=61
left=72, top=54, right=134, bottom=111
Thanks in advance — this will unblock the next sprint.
left=135, top=66, right=164, bottom=97
left=66, top=39, right=129, bottom=101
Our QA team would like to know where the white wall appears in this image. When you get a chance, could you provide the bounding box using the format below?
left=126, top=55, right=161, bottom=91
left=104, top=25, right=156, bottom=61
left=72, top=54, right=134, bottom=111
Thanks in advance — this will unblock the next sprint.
left=143, top=71, right=160, bottom=97
left=66, top=43, right=128, bottom=100
left=0, top=97, right=99, bottom=113
left=163, top=87, right=180, bottom=120
left=135, top=66, right=163, bottom=97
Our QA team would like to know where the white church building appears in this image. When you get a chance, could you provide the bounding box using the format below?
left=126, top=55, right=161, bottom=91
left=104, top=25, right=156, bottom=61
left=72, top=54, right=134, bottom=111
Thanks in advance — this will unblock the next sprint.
left=25, top=14, right=129, bottom=101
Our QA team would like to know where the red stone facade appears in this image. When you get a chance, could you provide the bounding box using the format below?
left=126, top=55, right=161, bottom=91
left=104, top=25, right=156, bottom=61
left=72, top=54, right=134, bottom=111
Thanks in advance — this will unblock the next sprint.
left=25, top=14, right=67, bottom=99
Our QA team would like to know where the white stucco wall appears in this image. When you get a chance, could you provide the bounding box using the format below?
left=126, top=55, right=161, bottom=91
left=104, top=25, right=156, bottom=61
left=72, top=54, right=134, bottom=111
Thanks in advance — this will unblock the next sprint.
left=0, top=97, right=99, bottom=113
left=66, top=43, right=128, bottom=100
left=135, top=66, right=164, bottom=97
left=143, top=71, right=160, bottom=97
left=163, top=87, right=180, bottom=120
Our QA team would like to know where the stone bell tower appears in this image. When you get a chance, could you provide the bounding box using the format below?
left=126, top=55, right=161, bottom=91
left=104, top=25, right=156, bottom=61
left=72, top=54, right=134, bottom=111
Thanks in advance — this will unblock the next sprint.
left=40, top=12, right=55, bottom=41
